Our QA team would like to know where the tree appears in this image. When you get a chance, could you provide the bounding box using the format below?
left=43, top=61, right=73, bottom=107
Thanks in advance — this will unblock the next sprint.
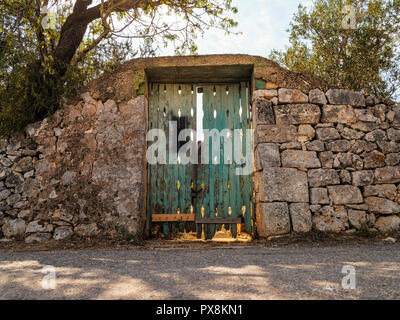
left=0, top=0, right=238, bottom=135
left=269, top=0, right=400, bottom=100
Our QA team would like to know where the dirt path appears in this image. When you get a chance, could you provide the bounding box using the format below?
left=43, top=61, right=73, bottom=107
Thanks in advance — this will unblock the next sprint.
left=1, top=243, right=399, bottom=300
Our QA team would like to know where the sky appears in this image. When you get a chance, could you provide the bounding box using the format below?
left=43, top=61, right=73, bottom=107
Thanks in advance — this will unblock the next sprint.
left=159, top=0, right=314, bottom=57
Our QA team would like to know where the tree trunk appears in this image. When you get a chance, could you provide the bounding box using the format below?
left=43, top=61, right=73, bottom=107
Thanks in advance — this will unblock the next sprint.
left=54, top=0, right=98, bottom=71
left=54, top=0, right=144, bottom=70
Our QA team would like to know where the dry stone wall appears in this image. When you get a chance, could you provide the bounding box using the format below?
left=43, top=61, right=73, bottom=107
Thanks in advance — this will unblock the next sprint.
left=1, top=54, right=400, bottom=243
left=254, top=88, right=400, bottom=237
left=0, top=93, right=147, bottom=243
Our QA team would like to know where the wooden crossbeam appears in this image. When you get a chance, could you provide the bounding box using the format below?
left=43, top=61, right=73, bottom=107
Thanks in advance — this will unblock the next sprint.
left=151, top=215, right=242, bottom=224
left=195, top=218, right=242, bottom=224
left=152, top=214, right=196, bottom=222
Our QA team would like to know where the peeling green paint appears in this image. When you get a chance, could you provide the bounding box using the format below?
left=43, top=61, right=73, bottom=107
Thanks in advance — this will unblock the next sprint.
left=134, top=81, right=146, bottom=96
left=255, top=79, right=267, bottom=90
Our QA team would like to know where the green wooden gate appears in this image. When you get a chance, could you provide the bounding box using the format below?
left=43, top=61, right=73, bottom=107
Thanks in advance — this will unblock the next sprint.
left=147, top=83, right=253, bottom=239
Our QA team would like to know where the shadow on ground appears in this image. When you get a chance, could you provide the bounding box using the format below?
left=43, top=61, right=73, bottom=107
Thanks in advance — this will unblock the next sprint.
left=0, top=243, right=399, bottom=299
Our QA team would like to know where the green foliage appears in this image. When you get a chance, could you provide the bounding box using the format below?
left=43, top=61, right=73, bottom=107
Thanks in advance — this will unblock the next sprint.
left=0, top=0, right=238, bottom=136
left=0, top=1, right=131, bottom=136
left=269, top=0, right=400, bottom=99
left=0, top=57, right=88, bottom=136
left=118, top=227, right=146, bottom=246
left=78, top=37, right=137, bottom=83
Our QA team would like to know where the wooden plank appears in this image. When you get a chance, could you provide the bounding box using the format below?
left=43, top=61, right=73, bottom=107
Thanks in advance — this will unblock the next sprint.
left=230, top=83, right=241, bottom=238
left=186, top=84, right=197, bottom=232
left=239, top=81, right=246, bottom=235
left=196, top=218, right=242, bottom=224
left=195, top=163, right=206, bottom=239
left=208, top=84, right=218, bottom=239
left=179, top=84, right=193, bottom=232
left=147, top=83, right=154, bottom=225
left=241, top=81, right=253, bottom=235
left=176, top=84, right=185, bottom=232
left=221, top=84, right=230, bottom=231
left=159, top=83, right=170, bottom=236
left=152, top=214, right=195, bottom=222
left=195, top=86, right=205, bottom=239
left=224, top=84, right=234, bottom=235
left=169, top=84, right=180, bottom=235
left=146, top=65, right=253, bottom=84
left=216, top=84, right=225, bottom=232
left=216, top=85, right=225, bottom=232
left=203, top=85, right=213, bottom=239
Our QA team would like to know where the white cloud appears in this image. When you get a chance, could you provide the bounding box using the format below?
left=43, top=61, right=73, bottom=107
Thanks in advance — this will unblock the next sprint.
left=160, top=0, right=313, bottom=57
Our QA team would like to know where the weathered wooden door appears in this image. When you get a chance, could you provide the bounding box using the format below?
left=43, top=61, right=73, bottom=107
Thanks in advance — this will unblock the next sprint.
left=147, top=83, right=253, bottom=239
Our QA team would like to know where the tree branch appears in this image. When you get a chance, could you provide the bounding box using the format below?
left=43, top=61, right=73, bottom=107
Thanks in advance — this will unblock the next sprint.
left=54, top=0, right=158, bottom=66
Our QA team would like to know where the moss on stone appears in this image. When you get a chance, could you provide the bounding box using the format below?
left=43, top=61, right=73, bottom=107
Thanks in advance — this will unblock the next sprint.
left=84, top=54, right=328, bottom=103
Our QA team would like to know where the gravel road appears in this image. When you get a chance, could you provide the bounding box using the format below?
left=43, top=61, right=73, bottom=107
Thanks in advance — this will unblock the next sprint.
left=0, top=243, right=399, bottom=300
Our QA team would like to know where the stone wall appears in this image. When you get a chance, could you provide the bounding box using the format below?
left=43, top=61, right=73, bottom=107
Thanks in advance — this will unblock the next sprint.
left=254, top=88, right=400, bottom=237
left=0, top=93, right=147, bottom=243
left=1, top=54, right=400, bottom=243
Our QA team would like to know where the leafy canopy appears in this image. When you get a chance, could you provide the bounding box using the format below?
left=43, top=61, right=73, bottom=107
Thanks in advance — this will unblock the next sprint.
left=0, top=0, right=238, bottom=136
left=269, top=0, right=400, bottom=100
